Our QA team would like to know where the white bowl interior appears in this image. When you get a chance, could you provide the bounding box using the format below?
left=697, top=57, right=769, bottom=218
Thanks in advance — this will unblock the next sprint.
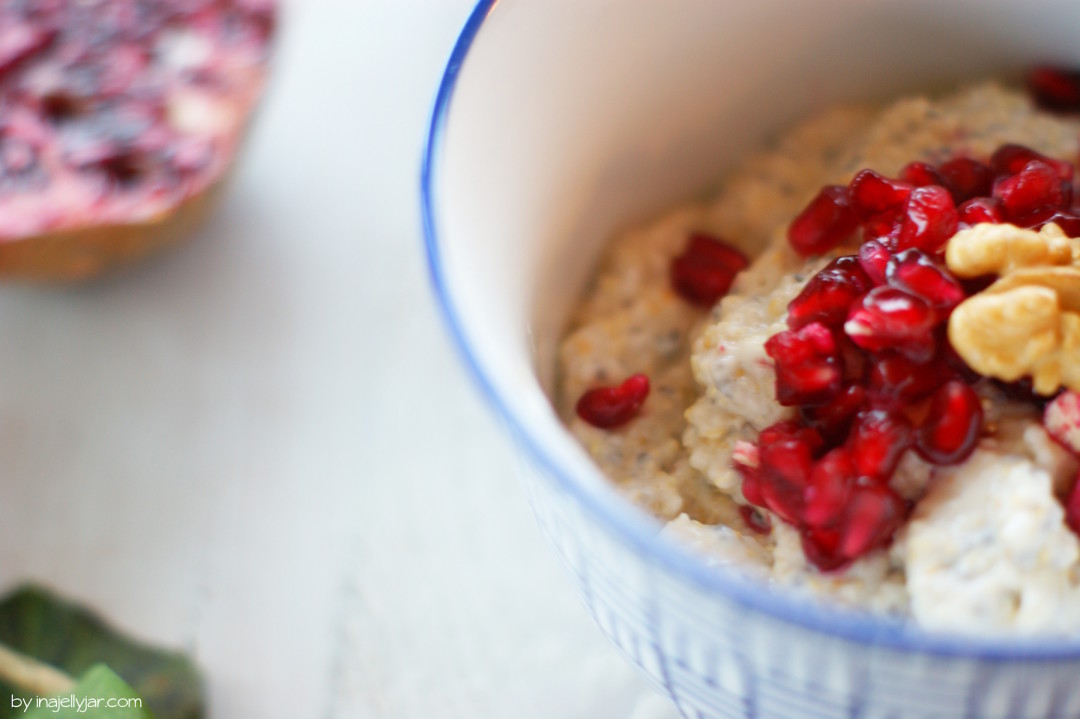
left=432, top=0, right=1080, bottom=514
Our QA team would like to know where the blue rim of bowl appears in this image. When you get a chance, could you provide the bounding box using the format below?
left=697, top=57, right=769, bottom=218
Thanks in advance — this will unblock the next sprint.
left=421, top=0, right=1080, bottom=660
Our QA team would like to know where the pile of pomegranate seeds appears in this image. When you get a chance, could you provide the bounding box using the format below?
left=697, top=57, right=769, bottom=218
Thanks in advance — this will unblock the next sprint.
left=575, top=374, right=650, bottom=429
left=0, top=1, right=274, bottom=240
left=745, top=140, right=1080, bottom=571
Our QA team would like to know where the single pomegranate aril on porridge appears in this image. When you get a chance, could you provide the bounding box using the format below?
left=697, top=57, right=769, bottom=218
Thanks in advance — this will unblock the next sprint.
left=575, top=374, right=650, bottom=429
left=893, top=185, right=959, bottom=252
left=994, top=160, right=1071, bottom=219
left=788, top=185, right=859, bottom=256
left=900, top=162, right=947, bottom=189
left=848, top=169, right=913, bottom=220
left=885, top=249, right=966, bottom=312
left=670, top=232, right=749, bottom=307
left=804, top=448, right=855, bottom=528
left=857, top=239, right=891, bottom=285
left=764, top=322, right=842, bottom=406
left=786, top=255, right=870, bottom=329
left=739, top=505, right=772, bottom=535
left=847, top=410, right=914, bottom=481
left=838, top=485, right=906, bottom=560
left=958, top=197, right=1005, bottom=227
left=1044, top=390, right=1080, bottom=455
left=938, top=157, right=993, bottom=203
left=844, top=287, right=936, bottom=362
left=915, top=381, right=983, bottom=464
left=1027, top=66, right=1080, bottom=112
left=802, top=384, right=867, bottom=441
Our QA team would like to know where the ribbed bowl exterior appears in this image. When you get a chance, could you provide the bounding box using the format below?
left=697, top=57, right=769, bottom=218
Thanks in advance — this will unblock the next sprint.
left=515, top=444, right=1080, bottom=719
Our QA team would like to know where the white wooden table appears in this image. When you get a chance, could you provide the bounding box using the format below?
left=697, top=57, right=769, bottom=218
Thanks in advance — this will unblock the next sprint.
left=0, top=2, right=678, bottom=717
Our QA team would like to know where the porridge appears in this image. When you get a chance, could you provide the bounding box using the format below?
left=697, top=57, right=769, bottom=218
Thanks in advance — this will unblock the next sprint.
left=556, top=76, right=1080, bottom=633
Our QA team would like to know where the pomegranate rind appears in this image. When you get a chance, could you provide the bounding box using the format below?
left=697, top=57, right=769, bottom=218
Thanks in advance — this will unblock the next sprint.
left=0, top=177, right=227, bottom=280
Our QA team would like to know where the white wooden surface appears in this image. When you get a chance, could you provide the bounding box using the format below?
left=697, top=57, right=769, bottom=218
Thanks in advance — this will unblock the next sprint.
left=0, top=2, right=679, bottom=717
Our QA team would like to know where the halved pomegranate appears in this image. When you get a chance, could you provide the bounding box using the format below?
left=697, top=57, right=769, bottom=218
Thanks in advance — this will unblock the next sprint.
left=0, top=1, right=275, bottom=279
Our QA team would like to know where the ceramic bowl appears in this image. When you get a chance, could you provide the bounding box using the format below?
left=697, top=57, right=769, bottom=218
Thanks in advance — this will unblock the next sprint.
left=422, top=2, right=1080, bottom=716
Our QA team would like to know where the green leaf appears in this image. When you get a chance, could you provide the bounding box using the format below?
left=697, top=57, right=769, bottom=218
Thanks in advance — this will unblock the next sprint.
left=22, top=665, right=151, bottom=719
left=0, top=585, right=204, bottom=719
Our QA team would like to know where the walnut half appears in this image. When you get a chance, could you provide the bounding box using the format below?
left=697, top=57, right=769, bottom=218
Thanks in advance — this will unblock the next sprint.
left=945, top=223, right=1080, bottom=394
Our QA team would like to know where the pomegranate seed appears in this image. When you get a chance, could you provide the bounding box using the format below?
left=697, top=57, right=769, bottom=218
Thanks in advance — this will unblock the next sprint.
left=993, top=160, right=1070, bottom=220
left=670, top=232, right=749, bottom=307
left=844, top=287, right=936, bottom=362
left=900, top=161, right=947, bottom=189
left=801, top=384, right=867, bottom=442
left=868, top=353, right=956, bottom=410
left=893, top=185, right=959, bottom=252
left=958, top=197, right=1005, bottom=227
left=801, top=525, right=847, bottom=572
left=739, top=505, right=772, bottom=535
left=989, top=144, right=1067, bottom=178
left=915, top=381, right=983, bottom=464
left=848, top=410, right=914, bottom=481
left=737, top=462, right=765, bottom=507
left=765, top=322, right=843, bottom=406
left=758, top=432, right=815, bottom=524
left=836, top=333, right=869, bottom=382
left=885, top=249, right=966, bottom=312
left=848, top=169, right=913, bottom=220
left=1044, top=390, right=1080, bottom=455
left=938, top=158, right=993, bottom=203
left=804, top=448, right=855, bottom=528
left=1065, top=474, right=1080, bottom=536
left=786, top=255, right=870, bottom=329
left=788, top=185, right=859, bottom=256
left=752, top=421, right=825, bottom=522
left=1033, top=210, right=1080, bottom=238
left=857, top=239, right=891, bottom=285
left=1027, top=66, right=1080, bottom=112
left=733, top=441, right=765, bottom=505
left=839, top=485, right=906, bottom=559
left=758, top=420, right=824, bottom=453
left=575, top=374, right=650, bottom=428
